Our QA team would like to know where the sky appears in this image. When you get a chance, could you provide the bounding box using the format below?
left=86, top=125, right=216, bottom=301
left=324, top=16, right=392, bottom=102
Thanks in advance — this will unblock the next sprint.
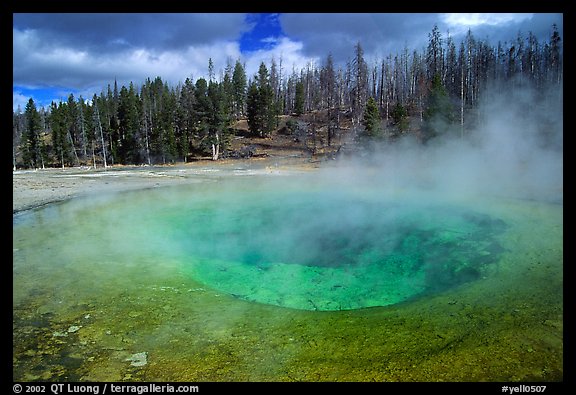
left=12, top=13, right=563, bottom=112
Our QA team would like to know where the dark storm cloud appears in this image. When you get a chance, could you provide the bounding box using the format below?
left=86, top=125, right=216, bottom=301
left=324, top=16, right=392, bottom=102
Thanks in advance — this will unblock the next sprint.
left=13, top=13, right=250, bottom=93
left=13, top=12, right=563, bottom=110
left=280, top=13, right=442, bottom=61
left=13, top=13, right=249, bottom=52
left=279, top=13, right=562, bottom=64
left=464, top=13, right=563, bottom=44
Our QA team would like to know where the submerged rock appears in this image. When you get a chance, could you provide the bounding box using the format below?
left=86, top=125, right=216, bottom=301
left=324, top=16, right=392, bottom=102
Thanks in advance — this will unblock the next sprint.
left=67, top=325, right=82, bottom=333
left=126, top=352, right=148, bottom=367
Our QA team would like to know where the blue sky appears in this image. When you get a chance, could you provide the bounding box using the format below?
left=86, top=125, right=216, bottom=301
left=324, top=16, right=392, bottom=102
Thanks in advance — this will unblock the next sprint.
left=240, top=13, right=284, bottom=53
left=13, top=13, right=563, bottom=112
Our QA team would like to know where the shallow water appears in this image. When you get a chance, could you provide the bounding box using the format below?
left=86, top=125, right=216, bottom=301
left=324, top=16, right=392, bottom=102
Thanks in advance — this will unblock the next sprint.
left=13, top=172, right=563, bottom=381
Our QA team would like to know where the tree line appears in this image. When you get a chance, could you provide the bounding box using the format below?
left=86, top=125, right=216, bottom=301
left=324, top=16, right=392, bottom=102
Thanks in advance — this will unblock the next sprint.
left=13, top=24, right=562, bottom=169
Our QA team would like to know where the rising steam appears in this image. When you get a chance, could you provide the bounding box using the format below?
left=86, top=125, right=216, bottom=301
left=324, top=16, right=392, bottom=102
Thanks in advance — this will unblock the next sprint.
left=329, top=80, right=563, bottom=205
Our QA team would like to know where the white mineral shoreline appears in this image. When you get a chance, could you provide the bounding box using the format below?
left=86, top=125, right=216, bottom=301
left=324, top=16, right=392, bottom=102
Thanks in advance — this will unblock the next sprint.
left=12, top=158, right=319, bottom=214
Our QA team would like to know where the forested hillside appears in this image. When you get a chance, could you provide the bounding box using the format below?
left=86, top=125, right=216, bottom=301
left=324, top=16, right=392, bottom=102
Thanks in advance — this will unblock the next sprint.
left=13, top=24, right=562, bottom=170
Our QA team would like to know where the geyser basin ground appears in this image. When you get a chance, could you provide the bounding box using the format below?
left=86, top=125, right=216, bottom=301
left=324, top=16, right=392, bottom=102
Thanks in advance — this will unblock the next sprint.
left=13, top=170, right=563, bottom=381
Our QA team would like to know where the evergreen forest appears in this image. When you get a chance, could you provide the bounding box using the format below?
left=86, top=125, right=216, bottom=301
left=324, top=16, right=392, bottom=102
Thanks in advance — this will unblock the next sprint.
left=13, top=24, right=562, bottom=170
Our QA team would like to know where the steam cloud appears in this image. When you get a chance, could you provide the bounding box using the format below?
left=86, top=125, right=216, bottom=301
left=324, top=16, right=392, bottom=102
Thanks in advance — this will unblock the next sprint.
left=329, top=80, right=563, bottom=205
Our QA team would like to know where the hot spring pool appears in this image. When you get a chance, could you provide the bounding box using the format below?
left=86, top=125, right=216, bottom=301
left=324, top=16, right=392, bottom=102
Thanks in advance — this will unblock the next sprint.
left=13, top=172, right=563, bottom=381
left=165, top=185, right=510, bottom=311
left=14, top=176, right=508, bottom=311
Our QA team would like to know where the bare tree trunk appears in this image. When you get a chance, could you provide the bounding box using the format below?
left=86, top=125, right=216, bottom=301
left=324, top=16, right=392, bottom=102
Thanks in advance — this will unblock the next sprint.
left=211, top=133, right=220, bottom=161
left=92, top=140, right=97, bottom=169
left=68, top=130, right=80, bottom=166
left=311, top=124, right=317, bottom=153
left=94, top=104, right=108, bottom=168
left=460, top=61, right=465, bottom=139
left=385, top=97, right=389, bottom=121
left=420, top=95, right=423, bottom=123
left=336, top=109, right=341, bottom=146
left=79, top=105, right=87, bottom=158
left=144, top=111, right=151, bottom=165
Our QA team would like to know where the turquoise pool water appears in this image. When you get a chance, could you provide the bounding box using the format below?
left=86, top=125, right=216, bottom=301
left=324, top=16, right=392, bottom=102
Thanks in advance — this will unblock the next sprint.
left=15, top=176, right=508, bottom=311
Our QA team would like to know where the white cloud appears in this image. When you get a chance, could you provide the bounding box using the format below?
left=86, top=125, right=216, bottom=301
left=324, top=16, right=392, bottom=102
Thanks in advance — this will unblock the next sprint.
left=13, top=91, right=30, bottom=112
left=14, top=25, right=244, bottom=90
left=14, top=13, right=559, bottom=104
left=14, top=20, right=321, bottom=92
left=442, top=13, right=533, bottom=27
left=261, top=36, right=279, bottom=44
left=242, top=37, right=318, bottom=80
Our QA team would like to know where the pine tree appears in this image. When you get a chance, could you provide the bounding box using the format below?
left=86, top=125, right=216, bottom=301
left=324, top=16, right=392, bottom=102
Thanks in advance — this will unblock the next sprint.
left=106, top=83, right=119, bottom=164
left=422, top=74, right=455, bottom=142
left=50, top=101, right=73, bottom=168
left=208, top=58, right=215, bottom=83
left=321, top=53, right=337, bottom=109
left=221, top=66, right=235, bottom=121
left=177, top=77, right=197, bottom=162
left=21, top=98, right=44, bottom=169
left=390, top=102, right=409, bottom=135
left=247, top=62, right=276, bottom=137
left=360, top=97, right=382, bottom=139
left=232, top=60, right=247, bottom=118
left=294, top=80, right=305, bottom=116
left=548, top=23, right=562, bottom=85
left=193, top=77, right=211, bottom=150
left=117, top=83, right=141, bottom=164
left=159, top=85, right=177, bottom=163
left=246, top=81, right=260, bottom=136
left=92, top=93, right=108, bottom=168
left=64, top=94, right=80, bottom=165
left=258, top=62, right=276, bottom=137
left=78, top=96, right=92, bottom=161
left=207, top=80, right=231, bottom=160
left=426, top=25, right=444, bottom=80
left=146, top=77, right=176, bottom=164
left=351, top=42, right=369, bottom=121
left=13, top=106, right=25, bottom=170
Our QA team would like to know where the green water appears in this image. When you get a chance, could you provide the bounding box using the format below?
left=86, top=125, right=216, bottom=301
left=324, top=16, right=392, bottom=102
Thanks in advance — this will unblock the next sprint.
left=15, top=177, right=508, bottom=311
left=172, top=188, right=509, bottom=310
left=13, top=174, right=563, bottom=381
